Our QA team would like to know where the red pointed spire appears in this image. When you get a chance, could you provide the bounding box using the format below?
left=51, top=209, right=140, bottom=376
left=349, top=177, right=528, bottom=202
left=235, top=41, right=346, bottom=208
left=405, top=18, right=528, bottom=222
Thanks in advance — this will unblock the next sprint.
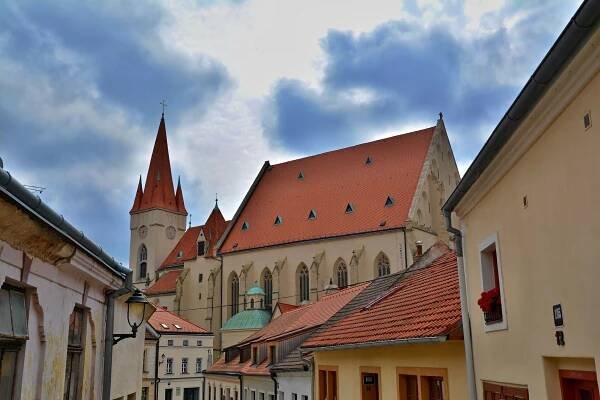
left=175, top=176, right=187, bottom=214
left=130, top=175, right=144, bottom=213
left=134, top=115, right=186, bottom=215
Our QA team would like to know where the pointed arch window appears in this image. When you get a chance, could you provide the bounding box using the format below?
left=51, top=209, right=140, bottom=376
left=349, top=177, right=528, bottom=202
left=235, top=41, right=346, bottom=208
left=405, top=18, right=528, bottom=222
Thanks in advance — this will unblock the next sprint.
left=298, top=264, right=309, bottom=303
left=138, top=244, right=148, bottom=279
left=376, top=252, right=391, bottom=277
left=335, top=260, right=348, bottom=288
left=230, top=273, right=240, bottom=316
left=262, top=269, right=273, bottom=308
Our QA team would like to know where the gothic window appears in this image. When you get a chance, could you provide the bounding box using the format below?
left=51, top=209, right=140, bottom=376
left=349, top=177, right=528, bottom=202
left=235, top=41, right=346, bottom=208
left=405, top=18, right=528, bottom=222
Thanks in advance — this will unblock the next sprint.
left=197, top=241, right=205, bottom=256
left=138, top=244, right=147, bottom=279
left=335, top=259, right=348, bottom=288
left=298, top=264, right=309, bottom=303
left=64, top=307, right=85, bottom=400
left=262, top=269, right=273, bottom=308
left=230, top=273, right=240, bottom=316
left=376, top=252, right=391, bottom=277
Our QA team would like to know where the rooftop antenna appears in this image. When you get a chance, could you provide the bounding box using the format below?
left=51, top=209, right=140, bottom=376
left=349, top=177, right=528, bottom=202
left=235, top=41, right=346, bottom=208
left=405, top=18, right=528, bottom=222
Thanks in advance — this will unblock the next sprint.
left=23, top=185, right=46, bottom=194
left=160, top=99, right=167, bottom=117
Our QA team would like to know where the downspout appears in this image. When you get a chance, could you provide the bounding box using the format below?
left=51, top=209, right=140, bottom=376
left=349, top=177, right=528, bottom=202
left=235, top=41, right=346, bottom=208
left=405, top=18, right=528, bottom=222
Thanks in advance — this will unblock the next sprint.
left=102, top=271, right=133, bottom=400
left=444, top=211, right=477, bottom=400
left=239, top=374, right=244, bottom=400
left=402, top=228, right=408, bottom=269
left=154, top=334, right=160, bottom=400
left=201, top=376, right=205, bottom=400
left=218, top=254, right=224, bottom=353
left=271, top=372, right=278, bottom=400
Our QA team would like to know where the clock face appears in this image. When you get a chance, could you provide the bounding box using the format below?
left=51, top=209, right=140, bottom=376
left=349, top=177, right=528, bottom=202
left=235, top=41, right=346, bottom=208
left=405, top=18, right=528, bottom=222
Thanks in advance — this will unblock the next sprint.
left=166, top=226, right=176, bottom=240
left=138, top=225, right=148, bottom=239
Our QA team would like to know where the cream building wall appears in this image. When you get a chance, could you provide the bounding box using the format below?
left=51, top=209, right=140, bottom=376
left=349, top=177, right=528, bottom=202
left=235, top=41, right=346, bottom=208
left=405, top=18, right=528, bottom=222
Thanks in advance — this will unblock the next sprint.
left=205, top=374, right=240, bottom=400
left=313, top=341, right=467, bottom=400
left=454, top=27, right=600, bottom=399
left=130, top=209, right=187, bottom=288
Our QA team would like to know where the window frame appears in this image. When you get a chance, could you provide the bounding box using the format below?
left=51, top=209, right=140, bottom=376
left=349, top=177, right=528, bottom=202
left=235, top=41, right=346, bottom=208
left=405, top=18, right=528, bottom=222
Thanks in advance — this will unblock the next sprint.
left=64, top=306, right=87, bottom=400
left=166, top=358, right=173, bottom=374
left=196, top=357, right=203, bottom=373
left=181, top=357, right=188, bottom=374
left=478, top=233, right=508, bottom=332
left=396, top=367, right=449, bottom=400
left=298, top=265, right=310, bottom=303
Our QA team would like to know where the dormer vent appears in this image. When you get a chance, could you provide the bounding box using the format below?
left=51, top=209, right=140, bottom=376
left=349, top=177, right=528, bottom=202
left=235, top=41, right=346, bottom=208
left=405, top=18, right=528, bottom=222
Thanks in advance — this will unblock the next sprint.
left=308, top=209, right=317, bottom=220
left=385, top=196, right=394, bottom=207
left=274, top=216, right=283, bottom=225
left=241, top=221, right=249, bottom=231
left=365, top=156, right=373, bottom=165
left=345, top=203, right=354, bottom=214
left=298, top=171, right=304, bottom=180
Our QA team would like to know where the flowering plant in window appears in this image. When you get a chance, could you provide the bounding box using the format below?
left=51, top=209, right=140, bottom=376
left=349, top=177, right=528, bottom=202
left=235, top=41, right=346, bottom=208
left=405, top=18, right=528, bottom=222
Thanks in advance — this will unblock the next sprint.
left=477, top=287, right=500, bottom=313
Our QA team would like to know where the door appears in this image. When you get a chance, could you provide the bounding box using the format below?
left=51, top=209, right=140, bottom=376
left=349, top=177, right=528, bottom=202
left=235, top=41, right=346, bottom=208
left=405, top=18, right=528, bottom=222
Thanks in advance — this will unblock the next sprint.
left=184, top=387, right=200, bottom=400
left=165, top=388, right=173, bottom=400
left=561, top=370, right=600, bottom=400
left=361, top=373, right=379, bottom=400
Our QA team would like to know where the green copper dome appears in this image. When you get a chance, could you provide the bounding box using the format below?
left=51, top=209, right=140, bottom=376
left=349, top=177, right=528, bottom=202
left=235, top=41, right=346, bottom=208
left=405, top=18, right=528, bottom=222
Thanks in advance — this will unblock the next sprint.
left=246, top=285, right=265, bottom=296
left=221, top=309, right=271, bottom=331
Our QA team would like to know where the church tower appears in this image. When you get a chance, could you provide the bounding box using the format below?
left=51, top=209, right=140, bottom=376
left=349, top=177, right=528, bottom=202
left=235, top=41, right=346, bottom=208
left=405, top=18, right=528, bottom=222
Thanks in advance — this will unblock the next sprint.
left=129, top=114, right=187, bottom=288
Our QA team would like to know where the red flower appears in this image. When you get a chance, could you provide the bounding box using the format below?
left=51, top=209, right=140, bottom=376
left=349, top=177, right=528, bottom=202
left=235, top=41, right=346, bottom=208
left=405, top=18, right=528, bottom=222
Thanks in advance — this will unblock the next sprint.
left=477, top=288, right=500, bottom=313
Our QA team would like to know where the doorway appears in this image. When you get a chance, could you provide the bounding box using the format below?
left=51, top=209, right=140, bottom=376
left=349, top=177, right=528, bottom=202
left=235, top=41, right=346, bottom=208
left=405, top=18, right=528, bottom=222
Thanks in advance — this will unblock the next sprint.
left=361, top=372, right=379, bottom=400
left=561, top=370, right=600, bottom=400
left=184, top=387, right=200, bottom=400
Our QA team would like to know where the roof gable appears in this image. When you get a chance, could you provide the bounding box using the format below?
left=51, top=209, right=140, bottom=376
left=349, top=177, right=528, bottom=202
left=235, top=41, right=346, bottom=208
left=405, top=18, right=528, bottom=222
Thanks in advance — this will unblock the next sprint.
left=144, top=269, right=182, bottom=295
left=149, top=306, right=209, bottom=334
left=219, top=127, right=435, bottom=253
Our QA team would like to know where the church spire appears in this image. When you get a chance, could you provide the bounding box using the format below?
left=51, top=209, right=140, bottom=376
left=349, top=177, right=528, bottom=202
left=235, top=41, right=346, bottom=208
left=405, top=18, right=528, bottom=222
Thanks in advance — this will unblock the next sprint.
left=175, top=176, right=187, bottom=214
left=134, top=114, right=185, bottom=215
left=130, top=175, right=144, bottom=213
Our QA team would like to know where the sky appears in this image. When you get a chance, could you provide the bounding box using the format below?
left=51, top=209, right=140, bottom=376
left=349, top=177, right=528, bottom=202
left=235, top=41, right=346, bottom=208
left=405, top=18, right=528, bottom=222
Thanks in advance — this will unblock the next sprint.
left=0, top=0, right=582, bottom=265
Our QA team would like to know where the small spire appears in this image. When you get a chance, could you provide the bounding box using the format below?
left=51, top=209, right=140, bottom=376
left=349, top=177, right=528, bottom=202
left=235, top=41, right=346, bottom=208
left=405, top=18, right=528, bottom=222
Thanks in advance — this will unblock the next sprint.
left=175, top=176, right=187, bottom=214
left=189, top=214, right=192, bottom=228
left=438, top=112, right=443, bottom=120
left=129, top=175, right=144, bottom=214
left=215, top=193, right=219, bottom=209
left=160, top=99, right=167, bottom=118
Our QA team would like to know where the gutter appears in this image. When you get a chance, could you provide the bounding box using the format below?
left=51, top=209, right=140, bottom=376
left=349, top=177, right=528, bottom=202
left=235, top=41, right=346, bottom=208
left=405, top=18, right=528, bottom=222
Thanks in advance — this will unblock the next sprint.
left=102, top=272, right=133, bottom=400
left=443, top=0, right=600, bottom=215
left=154, top=330, right=161, bottom=400
left=303, top=335, right=447, bottom=352
left=0, top=167, right=129, bottom=279
left=444, top=211, right=477, bottom=400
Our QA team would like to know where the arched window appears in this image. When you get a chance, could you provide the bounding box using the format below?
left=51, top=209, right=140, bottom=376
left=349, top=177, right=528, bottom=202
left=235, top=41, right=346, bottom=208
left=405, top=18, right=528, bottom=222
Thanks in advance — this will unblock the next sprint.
left=335, top=259, right=348, bottom=288
left=138, top=244, right=147, bottom=279
left=261, top=269, right=273, bottom=308
left=230, top=273, right=240, bottom=316
left=250, top=298, right=255, bottom=309
left=376, top=252, right=391, bottom=277
left=298, top=264, right=309, bottom=303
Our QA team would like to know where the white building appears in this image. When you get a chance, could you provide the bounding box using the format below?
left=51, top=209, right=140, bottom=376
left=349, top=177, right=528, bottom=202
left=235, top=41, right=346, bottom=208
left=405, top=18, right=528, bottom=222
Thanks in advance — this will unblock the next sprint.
left=144, top=307, right=214, bottom=400
left=0, top=159, right=152, bottom=400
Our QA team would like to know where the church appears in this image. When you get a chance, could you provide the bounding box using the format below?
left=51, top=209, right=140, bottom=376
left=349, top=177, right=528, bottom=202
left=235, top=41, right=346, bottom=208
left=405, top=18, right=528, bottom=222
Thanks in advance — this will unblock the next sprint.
left=130, top=112, right=460, bottom=353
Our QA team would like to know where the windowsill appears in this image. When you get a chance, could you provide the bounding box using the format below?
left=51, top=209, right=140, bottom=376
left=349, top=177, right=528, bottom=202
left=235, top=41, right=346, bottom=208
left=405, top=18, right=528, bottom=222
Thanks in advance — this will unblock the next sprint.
left=484, top=318, right=508, bottom=332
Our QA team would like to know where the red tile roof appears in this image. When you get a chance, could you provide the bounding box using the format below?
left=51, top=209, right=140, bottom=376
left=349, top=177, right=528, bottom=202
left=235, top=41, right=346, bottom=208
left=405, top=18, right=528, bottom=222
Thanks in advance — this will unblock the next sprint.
left=274, top=302, right=300, bottom=315
left=131, top=116, right=187, bottom=215
left=159, top=207, right=228, bottom=269
left=219, top=127, right=435, bottom=253
left=303, top=250, right=461, bottom=348
left=205, top=283, right=367, bottom=376
left=149, top=306, right=209, bottom=334
left=144, top=269, right=182, bottom=295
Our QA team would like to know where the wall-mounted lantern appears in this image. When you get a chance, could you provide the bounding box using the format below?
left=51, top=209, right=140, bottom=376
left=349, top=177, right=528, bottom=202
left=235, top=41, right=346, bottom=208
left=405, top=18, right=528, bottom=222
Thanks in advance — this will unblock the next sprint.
left=113, top=289, right=149, bottom=345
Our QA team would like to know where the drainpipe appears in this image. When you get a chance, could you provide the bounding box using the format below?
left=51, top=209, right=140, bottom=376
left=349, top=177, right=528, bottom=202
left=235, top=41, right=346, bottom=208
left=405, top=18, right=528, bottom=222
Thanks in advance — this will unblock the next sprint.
left=402, top=228, right=408, bottom=269
left=239, top=374, right=244, bottom=400
left=218, top=254, right=224, bottom=354
left=154, top=335, right=160, bottom=400
left=271, top=372, right=278, bottom=400
left=444, top=210, right=477, bottom=400
left=201, top=376, right=205, bottom=400
left=102, top=271, right=133, bottom=400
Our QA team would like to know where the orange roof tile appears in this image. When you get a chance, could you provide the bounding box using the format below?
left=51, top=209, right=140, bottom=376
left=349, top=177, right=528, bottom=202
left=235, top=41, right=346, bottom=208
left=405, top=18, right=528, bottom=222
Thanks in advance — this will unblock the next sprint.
left=131, top=116, right=186, bottom=215
left=303, top=251, right=461, bottom=348
left=174, top=177, right=187, bottom=214
left=275, top=302, right=300, bottom=315
left=144, top=269, right=182, bottom=295
left=149, top=306, right=210, bottom=334
left=219, top=127, right=434, bottom=253
left=160, top=226, right=202, bottom=269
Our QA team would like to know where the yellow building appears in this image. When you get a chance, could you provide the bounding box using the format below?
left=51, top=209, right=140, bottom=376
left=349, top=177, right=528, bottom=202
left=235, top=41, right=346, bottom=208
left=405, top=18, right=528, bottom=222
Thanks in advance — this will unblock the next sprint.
left=443, top=2, right=600, bottom=399
left=303, top=244, right=467, bottom=400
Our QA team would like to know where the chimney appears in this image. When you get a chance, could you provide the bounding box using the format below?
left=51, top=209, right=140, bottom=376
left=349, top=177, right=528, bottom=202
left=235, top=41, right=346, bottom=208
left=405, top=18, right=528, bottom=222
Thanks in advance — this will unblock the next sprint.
left=324, top=278, right=339, bottom=295
left=415, top=241, right=423, bottom=259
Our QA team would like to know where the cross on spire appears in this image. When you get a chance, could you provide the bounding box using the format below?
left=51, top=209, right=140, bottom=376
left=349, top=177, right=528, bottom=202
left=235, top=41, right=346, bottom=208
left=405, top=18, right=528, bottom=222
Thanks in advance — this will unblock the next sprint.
left=160, top=99, right=168, bottom=117
left=215, top=193, right=219, bottom=209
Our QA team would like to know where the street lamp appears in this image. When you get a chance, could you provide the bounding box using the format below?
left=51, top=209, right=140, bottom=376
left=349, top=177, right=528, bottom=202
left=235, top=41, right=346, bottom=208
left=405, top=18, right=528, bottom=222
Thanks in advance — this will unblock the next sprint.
left=113, top=289, right=149, bottom=345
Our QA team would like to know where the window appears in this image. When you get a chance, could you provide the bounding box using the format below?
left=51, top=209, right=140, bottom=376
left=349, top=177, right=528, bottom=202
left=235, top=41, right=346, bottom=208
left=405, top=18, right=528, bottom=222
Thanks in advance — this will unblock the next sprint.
left=197, top=340, right=203, bottom=346
left=301, top=396, right=308, bottom=400
left=269, top=345, right=276, bottom=365
left=143, top=349, right=148, bottom=372
left=139, top=244, right=148, bottom=279
left=208, top=350, right=213, bottom=366
left=252, top=347, right=258, bottom=365
left=64, top=307, right=85, bottom=400
left=397, top=367, right=447, bottom=400
left=274, top=216, right=283, bottom=225
left=318, top=368, right=337, bottom=400
left=198, top=241, right=206, bottom=256
left=252, top=391, right=256, bottom=400
left=231, top=273, right=240, bottom=316
left=241, top=221, right=249, bottom=231
left=183, top=339, right=189, bottom=346
left=385, top=195, right=394, bottom=207
left=308, top=209, right=317, bottom=220
left=0, top=284, right=27, bottom=338
left=365, top=156, right=372, bottom=165
left=167, top=339, right=174, bottom=346
left=292, top=395, right=298, bottom=400
left=174, top=324, right=182, bottom=330
left=182, top=358, right=188, bottom=374
left=0, top=344, right=21, bottom=399
left=199, top=273, right=203, bottom=283
left=479, top=234, right=506, bottom=330
left=260, top=393, right=265, bottom=400
left=196, top=358, right=203, bottom=373
left=177, top=250, right=184, bottom=259
left=298, top=264, right=309, bottom=303
left=141, top=387, right=149, bottom=400
left=298, top=171, right=304, bottom=180
left=166, top=358, right=173, bottom=374
left=375, top=252, right=391, bottom=277
left=165, top=388, right=173, bottom=400
left=345, top=203, right=354, bottom=213
left=278, top=391, right=284, bottom=400
left=262, top=269, right=273, bottom=308
left=269, top=395, right=276, bottom=400
left=335, top=259, right=348, bottom=288
left=483, top=382, right=528, bottom=400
